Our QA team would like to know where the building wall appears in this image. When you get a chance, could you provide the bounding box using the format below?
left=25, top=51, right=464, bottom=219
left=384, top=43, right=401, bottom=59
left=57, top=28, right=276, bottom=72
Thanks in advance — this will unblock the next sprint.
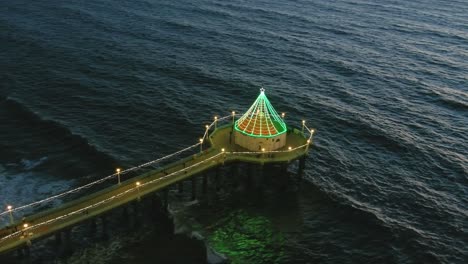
left=234, top=131, right=286, bottom=151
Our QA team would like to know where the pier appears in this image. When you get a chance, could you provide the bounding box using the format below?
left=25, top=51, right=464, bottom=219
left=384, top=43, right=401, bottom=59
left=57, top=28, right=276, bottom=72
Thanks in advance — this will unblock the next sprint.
left=0, top=89, right=315, bottom=257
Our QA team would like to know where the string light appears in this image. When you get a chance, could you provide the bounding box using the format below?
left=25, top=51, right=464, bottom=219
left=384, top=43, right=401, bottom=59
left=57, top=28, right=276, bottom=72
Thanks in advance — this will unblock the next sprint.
left=0, top=115, right=313, bottom=245
left=3, top=116, right=242, bottom=219
left=0, top=141, right=203, bottom=218
left=0, top=138, right=314, bottom=244
left=0, top=152, right=225, bottom=243
left=1, top=114, right=311, bottom=219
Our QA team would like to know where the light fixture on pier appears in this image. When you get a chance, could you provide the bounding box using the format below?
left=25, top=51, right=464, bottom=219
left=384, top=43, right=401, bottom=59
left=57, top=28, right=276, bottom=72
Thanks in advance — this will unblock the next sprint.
left=288, top=146, right=292, bottom=151
left=116, top=168, right=121, bottom=185
left=136, top=182, right=141, bottom=200
left=199, top=138, right=204, bottom=153
left=7, top=205, right=14, bottom=224
left=281, top=112, right=285, bottom=119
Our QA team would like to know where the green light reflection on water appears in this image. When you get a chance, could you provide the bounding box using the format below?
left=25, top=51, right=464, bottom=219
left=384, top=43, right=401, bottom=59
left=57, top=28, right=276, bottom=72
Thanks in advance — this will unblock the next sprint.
left=208, top=210, right=286, bottom=264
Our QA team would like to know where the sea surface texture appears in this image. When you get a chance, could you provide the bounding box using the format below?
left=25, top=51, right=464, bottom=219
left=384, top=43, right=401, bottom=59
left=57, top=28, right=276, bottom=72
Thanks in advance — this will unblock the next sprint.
left=1, top=0, right=467, bottom=263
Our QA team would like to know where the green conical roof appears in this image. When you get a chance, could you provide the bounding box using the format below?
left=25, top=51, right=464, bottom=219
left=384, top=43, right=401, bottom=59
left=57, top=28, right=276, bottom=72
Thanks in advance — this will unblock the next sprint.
left=234, top=88, right=287, bottom=138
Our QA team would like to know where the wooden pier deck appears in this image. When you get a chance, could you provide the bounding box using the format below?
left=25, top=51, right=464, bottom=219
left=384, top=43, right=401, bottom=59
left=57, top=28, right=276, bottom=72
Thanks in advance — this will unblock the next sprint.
left=0, top=124, right=310, bottom=254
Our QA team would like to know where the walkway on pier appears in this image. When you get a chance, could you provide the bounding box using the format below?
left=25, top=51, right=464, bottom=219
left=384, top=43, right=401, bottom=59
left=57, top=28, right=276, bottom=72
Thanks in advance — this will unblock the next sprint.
left=0, top=121, right=312, bottom=254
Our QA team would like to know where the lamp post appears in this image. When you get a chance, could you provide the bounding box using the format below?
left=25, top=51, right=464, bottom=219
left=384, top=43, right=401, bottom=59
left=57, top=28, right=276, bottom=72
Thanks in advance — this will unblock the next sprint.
left=136, top=181, right=141, bottom=200
left=232, top=111, right=236, bottom=124
left=281, top=112, right=285, bottom=120
left=306, top=139, right=311, bottom=152
left=199, top=138, right=203, bottom=153
left=214, top=116, right=218, bottom=129
left=22, top=223, right=29, bottom=238
left=7, top=205, right=13, bottom=225
left=116, top=168, right=121, bottom=185
left=302, top=120, right=306, bottom=134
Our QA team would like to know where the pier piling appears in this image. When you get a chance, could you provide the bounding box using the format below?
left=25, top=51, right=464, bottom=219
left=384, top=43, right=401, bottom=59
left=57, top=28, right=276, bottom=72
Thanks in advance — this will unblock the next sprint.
left=191, top=177, right=197, bottom=201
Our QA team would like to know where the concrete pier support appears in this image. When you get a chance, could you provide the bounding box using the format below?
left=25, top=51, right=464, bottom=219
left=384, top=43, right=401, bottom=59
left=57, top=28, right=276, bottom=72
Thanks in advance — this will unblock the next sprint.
left=258, top=164, right=264, bottom=190
left=55, top=232, right=62, bottom=247
left=100, top=215, right=108, bottom=240
left=122, top=205, right=129, bottom=224
left=63, top=228, right=73, bottom=256
left=89, top=218, right=97, bottom=236
left=298, top=156, right=306, bottom=177
left=202, top=174, right=208, bottom=194
left=279, top=163, right=290, bottom=190
left=163, top=189, right=169, bottom=212
left=178, top=182, right=183, bottom=193
left=16, top=248, right=24, bottom=258
left=215, top=167, right=221, bottom=191
left=191, top=177, right=197, bottom=201
left=246, top=163, right=256, bottom=189
left=23, top=244, right=30, bottom=257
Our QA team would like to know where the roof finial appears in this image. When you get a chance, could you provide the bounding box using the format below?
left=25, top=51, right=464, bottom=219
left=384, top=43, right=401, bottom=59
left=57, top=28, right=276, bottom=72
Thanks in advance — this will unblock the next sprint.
left=260, top=87, right=265, bottom=93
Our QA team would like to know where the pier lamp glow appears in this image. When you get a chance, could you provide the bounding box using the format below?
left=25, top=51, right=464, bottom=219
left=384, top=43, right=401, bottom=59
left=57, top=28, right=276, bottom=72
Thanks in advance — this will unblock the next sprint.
left=302, top=120, right=306, bottom=134
left=214, top=116, right=218, bottom=129
left=232, top=111, right=236, bottom=123
left=221, top=148, right=225, bottom=152
left=116, top=168, right=121, bottom=185
left=136, top=181, right=141, bottom=200
left=23, top=223, right=28, bottom=229
left=310, top=129, right=315, bottom=134
left=199, top=138, right=204, bottom=153
left=288, top=146, right=292, bottom=151
left=7, top=205, right=14, bottom=224
left=281, top=112, right=285, bottom=119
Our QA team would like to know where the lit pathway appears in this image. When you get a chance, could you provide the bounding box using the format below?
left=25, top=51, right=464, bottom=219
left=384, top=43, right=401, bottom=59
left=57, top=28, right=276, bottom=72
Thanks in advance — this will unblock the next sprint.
left=0, top=124, right=311, bottom=254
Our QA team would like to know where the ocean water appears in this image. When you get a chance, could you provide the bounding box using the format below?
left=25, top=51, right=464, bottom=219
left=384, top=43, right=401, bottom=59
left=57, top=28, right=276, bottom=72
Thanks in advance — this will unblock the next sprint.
left=1, top=0, right=467, bottom=263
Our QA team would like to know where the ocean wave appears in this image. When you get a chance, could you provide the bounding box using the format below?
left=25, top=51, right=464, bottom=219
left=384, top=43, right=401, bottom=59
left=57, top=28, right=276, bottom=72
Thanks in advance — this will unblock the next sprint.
left=0, top=98, right=117, bottom=178
left=20, top=156, right=48, bottom=170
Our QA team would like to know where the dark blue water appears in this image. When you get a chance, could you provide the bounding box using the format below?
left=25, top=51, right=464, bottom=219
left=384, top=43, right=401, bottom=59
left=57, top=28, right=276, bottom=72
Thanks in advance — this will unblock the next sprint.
left=1, top=0, right=467, bottom=263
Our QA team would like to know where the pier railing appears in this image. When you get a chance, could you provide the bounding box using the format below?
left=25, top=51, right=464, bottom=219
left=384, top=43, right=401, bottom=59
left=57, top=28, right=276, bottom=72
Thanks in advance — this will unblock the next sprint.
left=1, top=113, right=315, bottom=231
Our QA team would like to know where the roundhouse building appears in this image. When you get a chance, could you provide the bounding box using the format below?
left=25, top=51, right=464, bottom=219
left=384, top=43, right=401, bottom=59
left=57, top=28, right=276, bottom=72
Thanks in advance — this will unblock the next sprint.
left=234, top=88, right=287, bottom=151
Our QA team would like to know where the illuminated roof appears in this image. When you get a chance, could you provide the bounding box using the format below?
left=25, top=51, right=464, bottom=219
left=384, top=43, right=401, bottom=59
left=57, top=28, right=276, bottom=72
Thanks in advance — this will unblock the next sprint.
left=234, top=88, right=287, bottom=138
